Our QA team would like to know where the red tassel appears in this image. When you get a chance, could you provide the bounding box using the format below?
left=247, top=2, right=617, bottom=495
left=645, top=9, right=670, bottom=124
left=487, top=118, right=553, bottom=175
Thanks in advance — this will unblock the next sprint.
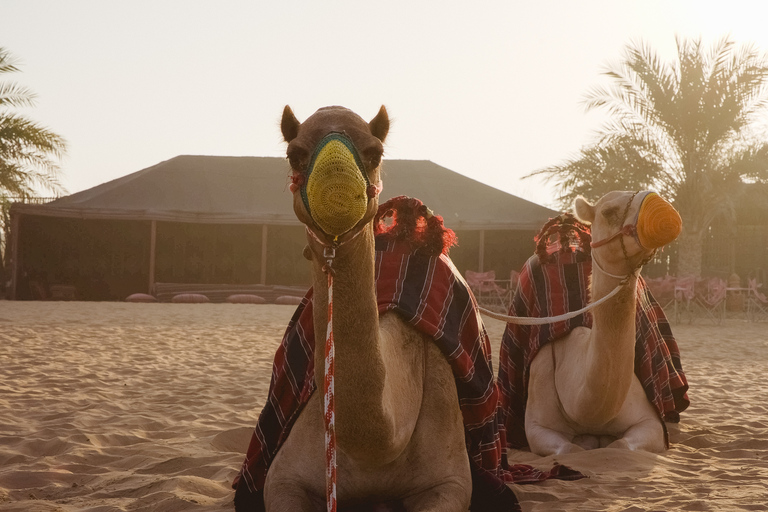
left=374, top=196, right=457, bottom=255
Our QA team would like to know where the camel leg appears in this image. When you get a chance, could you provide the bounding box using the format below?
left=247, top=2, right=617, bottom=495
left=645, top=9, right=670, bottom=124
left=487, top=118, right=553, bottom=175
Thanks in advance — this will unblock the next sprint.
left=526, top=423, right=584, bottom=456
left=263, top=394, right=325, bottom=511
left=608, top=417, right=665, bottom=452
left=401, top=480, right=471, bottom=512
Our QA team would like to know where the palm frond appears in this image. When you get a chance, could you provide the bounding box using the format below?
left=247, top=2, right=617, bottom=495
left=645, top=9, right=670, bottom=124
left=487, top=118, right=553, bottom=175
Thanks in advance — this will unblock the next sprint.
left=0, top=47, right=21, bottom=75
left=0, top=83, right=37, bottom=108
left=534, top=35, right=768, bottom=260
left=0, top=48, right=69, bottom=199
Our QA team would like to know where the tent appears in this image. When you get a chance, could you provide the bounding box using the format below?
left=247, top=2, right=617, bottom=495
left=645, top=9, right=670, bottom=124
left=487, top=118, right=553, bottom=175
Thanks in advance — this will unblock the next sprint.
left=7, top=155, right=558, bottom=301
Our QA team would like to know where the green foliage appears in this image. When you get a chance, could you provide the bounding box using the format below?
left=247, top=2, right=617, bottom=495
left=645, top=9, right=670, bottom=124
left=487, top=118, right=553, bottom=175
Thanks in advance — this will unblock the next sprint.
left=0, top=47, right=68, bottom=200
left=531, top=37, right=768, bottom=219
left=529, top=37, right=768, bottom=275
left=0, top=47, right=68, bottom=270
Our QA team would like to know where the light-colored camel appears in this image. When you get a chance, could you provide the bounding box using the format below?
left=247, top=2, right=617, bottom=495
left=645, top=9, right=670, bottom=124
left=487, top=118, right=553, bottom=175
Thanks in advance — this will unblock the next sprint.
left=525, top=190, right=682, bottom=456
left=262, top=105, right=472, bottom=511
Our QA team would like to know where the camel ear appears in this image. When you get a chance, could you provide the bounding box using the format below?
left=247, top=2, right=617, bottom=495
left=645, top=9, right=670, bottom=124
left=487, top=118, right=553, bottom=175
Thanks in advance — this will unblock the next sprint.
left=573, top=196, right=595, bottom=224
left=281, top=105, right=300, bottom=143
left=369, top=105, right=389, bottom=143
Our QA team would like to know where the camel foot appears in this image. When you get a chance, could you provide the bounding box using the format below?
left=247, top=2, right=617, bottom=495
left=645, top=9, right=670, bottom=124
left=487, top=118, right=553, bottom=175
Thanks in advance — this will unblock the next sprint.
left=618, top=417, right=666, bottom=452
left=606, top=438, right=631, bottom=450
left=555, top=442, right=585, bottom=455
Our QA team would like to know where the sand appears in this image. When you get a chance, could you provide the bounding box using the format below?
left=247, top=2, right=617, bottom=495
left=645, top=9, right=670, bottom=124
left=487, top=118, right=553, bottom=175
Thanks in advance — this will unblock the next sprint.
left=1, top=301, right=767, bottom=511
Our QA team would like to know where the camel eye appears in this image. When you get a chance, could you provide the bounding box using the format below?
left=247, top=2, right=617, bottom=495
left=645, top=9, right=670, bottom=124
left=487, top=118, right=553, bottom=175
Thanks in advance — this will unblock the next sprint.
left=287, top=147, right=308, bottom=172
left=601, top=206, right=621, bottom=225
left=362, top=144, right=383, bottom=170
left=363, top=150, right=382, bottom=169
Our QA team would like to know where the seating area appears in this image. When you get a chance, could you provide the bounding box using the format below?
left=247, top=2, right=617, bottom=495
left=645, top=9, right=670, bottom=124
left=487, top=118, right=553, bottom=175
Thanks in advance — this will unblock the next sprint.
left=746, top=278, right=768, bottom=322
left=645, top=274, right=767, bottom=323
left=465, top=270, right=519, bottom=313
left=462, top=268, right=768, bottom=323
left=692, top=277, right=728, bottom=324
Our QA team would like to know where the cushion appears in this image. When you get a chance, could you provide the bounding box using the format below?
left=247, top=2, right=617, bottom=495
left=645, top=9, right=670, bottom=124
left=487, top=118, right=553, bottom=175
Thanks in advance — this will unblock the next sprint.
left=125, top=293, right=157, bottom=303
left=274, top=295, right=303, bottom=306
left=226, top=294, right=267, bottom=304
left=172, top=293, right=210, bottom=304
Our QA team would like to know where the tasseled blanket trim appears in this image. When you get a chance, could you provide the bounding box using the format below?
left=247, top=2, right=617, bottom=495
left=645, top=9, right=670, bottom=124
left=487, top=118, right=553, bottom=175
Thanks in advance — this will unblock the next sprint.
left=374, top=195, right=458, bottom=256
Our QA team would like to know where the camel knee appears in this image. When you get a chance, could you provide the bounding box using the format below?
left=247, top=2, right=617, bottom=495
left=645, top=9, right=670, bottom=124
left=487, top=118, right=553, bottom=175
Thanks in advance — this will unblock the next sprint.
left=623, top=416, right=665, bottom=450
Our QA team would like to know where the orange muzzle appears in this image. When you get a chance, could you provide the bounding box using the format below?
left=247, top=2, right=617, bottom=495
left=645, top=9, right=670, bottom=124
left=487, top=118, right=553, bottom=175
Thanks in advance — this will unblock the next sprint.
left=636, top=192, right=682, bottom=249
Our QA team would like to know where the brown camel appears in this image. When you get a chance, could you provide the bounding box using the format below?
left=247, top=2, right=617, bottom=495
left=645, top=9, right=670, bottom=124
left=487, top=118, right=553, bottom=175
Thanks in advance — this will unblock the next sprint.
left=525, top=190, right=682, bottom=455
left=261, top=106, right=472, bottom=511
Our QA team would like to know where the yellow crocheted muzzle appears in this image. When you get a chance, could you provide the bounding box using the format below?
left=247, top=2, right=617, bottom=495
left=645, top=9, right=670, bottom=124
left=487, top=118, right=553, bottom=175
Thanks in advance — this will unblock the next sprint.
left=636, top=192, right=682, bottom=249
left=302, top=133, right=369, bottom=237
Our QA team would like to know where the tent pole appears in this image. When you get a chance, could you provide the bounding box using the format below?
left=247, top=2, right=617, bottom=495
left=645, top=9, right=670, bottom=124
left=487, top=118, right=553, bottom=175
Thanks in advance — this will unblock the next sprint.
left=8, top=211, right=21, bottom=300
left=478, top=229, right=485, bottom=272
left=260, top=224, right=268, bottom=285
left=148, top=220, right=157, bottom=295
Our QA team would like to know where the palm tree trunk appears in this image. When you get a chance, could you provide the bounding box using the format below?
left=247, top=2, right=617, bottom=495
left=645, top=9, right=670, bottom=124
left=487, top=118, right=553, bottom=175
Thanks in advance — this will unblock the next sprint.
left=676, top=230, right=703, bottom=277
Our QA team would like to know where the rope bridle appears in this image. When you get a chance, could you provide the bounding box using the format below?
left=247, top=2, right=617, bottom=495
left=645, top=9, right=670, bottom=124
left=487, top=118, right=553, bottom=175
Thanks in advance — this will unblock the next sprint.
left=479, top=191, right=654, bottom=325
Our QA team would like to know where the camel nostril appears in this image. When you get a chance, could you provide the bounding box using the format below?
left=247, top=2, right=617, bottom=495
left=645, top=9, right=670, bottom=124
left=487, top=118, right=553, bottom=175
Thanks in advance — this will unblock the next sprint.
left=637, top=193, right=682, bottom=249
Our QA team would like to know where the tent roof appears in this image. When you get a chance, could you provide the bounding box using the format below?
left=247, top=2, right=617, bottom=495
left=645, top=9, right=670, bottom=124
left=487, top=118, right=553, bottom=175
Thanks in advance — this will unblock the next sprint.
left=12, top=155, right=558, bottom=230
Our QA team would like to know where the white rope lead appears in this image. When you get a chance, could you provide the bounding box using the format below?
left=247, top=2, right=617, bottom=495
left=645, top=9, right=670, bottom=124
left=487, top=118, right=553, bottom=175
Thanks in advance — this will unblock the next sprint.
left=478, top=283, right=623, bottom=325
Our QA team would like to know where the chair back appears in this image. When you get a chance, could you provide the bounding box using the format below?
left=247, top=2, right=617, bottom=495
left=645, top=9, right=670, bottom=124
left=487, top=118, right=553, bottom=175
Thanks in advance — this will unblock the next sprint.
left=748, top=278, right=767, bottom=302
left=645, top=275, right=676, bottom=306
left=674, top=276, right=696, bottom=301
left=465, top=270, right=498, bottom=292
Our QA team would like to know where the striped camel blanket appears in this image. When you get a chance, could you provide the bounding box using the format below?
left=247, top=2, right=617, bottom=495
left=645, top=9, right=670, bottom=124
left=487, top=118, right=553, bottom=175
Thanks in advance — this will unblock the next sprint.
left=234, top=197, right=582, bottom=512
left=497, top=238, right=690, bottom=450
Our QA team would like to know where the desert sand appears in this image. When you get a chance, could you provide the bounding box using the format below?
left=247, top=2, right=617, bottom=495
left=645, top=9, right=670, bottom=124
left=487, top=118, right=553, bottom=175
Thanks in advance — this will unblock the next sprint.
left=1, top=301, right=766, bottom=511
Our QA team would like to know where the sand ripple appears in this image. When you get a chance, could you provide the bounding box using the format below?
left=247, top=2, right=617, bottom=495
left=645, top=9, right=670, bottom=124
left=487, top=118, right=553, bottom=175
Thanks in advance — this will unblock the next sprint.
left=2, top=303, right=767, bottom=511
left=0, top=302, right=286, bottom=511
left=484, top=317, right=768, bottom=511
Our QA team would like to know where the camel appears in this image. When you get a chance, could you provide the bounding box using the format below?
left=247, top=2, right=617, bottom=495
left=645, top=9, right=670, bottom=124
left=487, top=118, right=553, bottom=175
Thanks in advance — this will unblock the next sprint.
left=261, top=106, right=472, bottom=511
left=524, top=190, right=683, bottom=455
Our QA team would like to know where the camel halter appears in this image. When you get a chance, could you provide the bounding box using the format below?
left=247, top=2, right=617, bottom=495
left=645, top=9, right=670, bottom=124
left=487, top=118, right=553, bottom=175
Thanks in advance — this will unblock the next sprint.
left=298, top=133, right=381, bottom=512
left=479, top=191, right=662, bottom=325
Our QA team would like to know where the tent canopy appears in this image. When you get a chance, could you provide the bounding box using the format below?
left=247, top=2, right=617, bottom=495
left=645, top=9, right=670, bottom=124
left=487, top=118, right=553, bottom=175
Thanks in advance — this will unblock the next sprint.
left=13, top=155, right=557, bottom=230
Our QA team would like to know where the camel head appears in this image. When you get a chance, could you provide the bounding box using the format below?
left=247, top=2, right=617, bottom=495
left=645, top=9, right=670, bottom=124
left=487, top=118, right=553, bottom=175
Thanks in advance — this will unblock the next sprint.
left=574, top=190, right=682, bottom=274
left=281, top=105, right=389, bottom=241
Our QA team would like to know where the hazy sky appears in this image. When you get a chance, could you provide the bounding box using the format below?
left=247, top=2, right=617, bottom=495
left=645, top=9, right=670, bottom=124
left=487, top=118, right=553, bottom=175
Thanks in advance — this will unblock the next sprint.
left=3, top=0, right=768, bottom=208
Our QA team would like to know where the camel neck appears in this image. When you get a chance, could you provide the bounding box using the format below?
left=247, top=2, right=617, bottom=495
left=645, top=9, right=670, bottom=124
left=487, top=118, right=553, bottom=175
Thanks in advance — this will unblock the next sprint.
left=573, top=253, right=639, bottom=425
left=309, top=225, right=379, bottom=351
left=308, top=226, right=402, bottom=460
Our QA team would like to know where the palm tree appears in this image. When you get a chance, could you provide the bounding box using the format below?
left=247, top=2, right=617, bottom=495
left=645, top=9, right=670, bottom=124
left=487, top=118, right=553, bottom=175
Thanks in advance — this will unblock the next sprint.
left=530, top=36, right=768, bottom=277
left=0, top=47, right=68, bottom=277
left=1, top=47, right=67, bottom=199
